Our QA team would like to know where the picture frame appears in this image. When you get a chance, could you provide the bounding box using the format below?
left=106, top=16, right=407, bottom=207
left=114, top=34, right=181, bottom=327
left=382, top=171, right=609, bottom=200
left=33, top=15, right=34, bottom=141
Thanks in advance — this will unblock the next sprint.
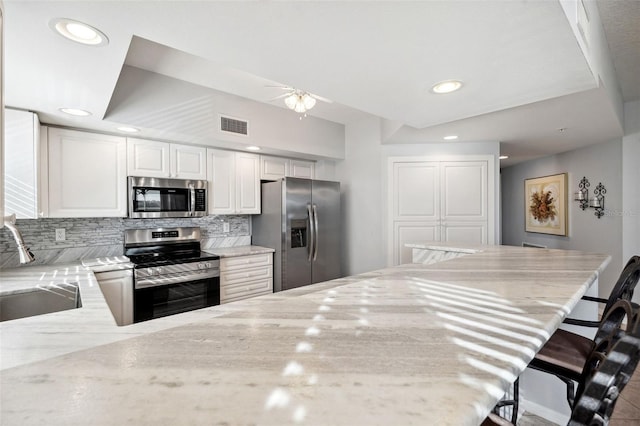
left=524, top=173, right=568, bottom=236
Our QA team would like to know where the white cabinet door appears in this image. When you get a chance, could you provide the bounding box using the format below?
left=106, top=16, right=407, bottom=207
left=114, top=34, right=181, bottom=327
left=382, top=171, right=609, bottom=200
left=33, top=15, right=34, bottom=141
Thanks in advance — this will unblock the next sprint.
left=4, top=109, right=40, bottom=218
left=128, top=139, right=205, bottom=179
left=391, top=161, right=439, bottom=222
left=289, top=159, right=315, bottom=179
left=48, top=128, right=127, bottom=217
left=207, top=148, right=236, bottom=215
left=171, top=144, right=206, bottom=179
left=127, top=138, right=170, bottom=178
left=260, top=156, right=316, bottom=181
left=260, top=156, right=288, bottom=181
left=235, top=152, right=260, bottom=214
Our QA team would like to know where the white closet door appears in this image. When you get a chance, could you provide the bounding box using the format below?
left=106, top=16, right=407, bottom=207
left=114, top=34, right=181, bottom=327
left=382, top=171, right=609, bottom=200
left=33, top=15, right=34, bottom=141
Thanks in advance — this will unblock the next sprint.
left=440, top=161, right=487, bottom=222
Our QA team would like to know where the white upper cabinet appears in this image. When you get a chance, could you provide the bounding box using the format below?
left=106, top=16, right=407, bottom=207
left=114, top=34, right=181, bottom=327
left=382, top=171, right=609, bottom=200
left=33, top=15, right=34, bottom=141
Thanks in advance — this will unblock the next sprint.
left=260, top=155, right=315, bottom=181
left=170, top=144, right=207, bottom=180
left=127, top=138, right=206, bottom=180
left=4, top=109, right=40, bottom=219
left=47, top=128, right=127, bottom=217
left=289, top=159, right=315, bottom=179
left=207, top=149, right=260, bottom=214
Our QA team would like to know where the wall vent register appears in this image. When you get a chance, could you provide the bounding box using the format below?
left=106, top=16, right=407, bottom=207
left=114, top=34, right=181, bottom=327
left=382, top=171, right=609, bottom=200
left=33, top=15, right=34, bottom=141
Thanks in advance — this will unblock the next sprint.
left=220, top=116, right=248, bottom=136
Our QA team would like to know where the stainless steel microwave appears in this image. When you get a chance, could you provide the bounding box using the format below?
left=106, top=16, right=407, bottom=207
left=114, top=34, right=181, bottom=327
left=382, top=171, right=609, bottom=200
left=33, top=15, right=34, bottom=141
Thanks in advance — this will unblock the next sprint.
left=128, top=176, right=207, bottom=218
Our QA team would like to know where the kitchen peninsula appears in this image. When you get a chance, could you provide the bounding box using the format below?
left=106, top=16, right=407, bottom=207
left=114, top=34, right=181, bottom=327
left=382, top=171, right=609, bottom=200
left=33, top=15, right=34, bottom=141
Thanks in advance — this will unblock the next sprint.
left=0, top=244, right=610, bottom=425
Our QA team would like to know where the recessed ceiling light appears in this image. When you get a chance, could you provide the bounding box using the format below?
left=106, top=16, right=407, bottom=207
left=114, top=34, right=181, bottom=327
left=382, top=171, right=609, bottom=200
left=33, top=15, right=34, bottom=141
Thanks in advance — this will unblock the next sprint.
left=443, top=135, right=458, bottom=140
left=50, top=18, right=108, bottom=46
left=59, top=108, right=92, bottom=117
left=499, top=155, right=509, bottom=160
left=117, top=126, right=140, bottom=133
left=246, top=146, right=261, bottom=151
left=431, top=80, right=463, bottom=94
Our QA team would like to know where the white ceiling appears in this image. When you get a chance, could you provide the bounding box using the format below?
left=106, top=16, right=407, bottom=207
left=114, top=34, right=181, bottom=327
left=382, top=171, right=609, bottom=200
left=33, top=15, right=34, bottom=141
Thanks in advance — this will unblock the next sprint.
left=3, top=1, right=638, bottom=166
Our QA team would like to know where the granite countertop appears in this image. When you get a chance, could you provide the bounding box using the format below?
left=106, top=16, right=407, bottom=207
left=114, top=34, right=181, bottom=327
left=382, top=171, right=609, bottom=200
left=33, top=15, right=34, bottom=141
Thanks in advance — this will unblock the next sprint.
left=0, top=245, right=610, bottom=425
left=203, top=245, right=275, bottom=258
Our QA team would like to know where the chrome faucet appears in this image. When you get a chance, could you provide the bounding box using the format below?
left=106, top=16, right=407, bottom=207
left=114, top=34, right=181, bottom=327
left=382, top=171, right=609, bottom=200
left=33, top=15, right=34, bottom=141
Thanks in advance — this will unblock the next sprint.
left=3, top=213, right=35, bottom=264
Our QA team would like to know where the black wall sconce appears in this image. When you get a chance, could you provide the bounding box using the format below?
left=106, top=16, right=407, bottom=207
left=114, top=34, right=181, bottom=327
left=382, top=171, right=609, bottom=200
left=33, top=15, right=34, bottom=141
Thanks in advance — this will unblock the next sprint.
left=575, top=177, right=606, bottom=219
left=574, top=176, right=590, bottom=210
left=590, top=182, right=606, bottom=219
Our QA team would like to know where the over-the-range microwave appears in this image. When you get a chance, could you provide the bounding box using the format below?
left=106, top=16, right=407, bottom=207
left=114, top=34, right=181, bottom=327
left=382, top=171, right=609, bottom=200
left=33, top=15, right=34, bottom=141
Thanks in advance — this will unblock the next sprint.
left=128, top=176, right=207, bottom=218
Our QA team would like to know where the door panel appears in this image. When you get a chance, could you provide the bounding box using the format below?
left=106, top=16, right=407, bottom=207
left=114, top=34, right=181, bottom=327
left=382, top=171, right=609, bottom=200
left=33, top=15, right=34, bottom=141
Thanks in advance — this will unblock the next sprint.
left=311, top=180, right=341, bottom=284
left=283, top=178, right=312, bottom=290
left=394, top=222, right=440, bottom=265
left=442, top=222, right=487, bottom=244
left=441, top=161, right=487, bottom=221
left=392, top=161, right=439, bottom=221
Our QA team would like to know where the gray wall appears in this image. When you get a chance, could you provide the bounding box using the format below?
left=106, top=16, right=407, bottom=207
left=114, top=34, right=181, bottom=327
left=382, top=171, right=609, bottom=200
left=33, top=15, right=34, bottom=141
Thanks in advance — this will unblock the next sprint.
left=501, top=139, right=623, bottom=299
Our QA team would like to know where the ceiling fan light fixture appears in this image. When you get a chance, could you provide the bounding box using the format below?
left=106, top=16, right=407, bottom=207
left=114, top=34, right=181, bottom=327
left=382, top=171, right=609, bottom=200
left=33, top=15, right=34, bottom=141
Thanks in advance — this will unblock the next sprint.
left=431, top=80, right=463, bottom=94
left=50, top=18, right=108, bottom=46
left=302, top=93, right=316, bottom=110
left=284, top=93, right=299, bottom=110
left=282, top=89, right=317, bottom=114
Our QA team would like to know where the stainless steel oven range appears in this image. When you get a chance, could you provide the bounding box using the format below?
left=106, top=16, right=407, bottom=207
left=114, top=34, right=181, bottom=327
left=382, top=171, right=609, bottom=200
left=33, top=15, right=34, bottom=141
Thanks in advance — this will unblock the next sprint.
left=124, top=227, right=220, bottom=323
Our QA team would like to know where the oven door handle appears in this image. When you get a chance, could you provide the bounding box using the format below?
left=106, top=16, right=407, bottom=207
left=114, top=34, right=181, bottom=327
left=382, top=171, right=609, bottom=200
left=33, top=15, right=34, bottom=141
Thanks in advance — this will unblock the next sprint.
left=135, top=270, right=219, bottom=289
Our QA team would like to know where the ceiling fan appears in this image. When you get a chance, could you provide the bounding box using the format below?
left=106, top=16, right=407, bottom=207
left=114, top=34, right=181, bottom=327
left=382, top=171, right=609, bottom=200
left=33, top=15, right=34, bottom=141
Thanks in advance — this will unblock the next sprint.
left=267, top=86, right=332, bottom=116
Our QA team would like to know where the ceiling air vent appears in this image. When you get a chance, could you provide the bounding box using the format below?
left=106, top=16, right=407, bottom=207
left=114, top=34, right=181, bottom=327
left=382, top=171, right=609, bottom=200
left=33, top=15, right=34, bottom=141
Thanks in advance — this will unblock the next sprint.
left=220, top=115, right=248, bottom=136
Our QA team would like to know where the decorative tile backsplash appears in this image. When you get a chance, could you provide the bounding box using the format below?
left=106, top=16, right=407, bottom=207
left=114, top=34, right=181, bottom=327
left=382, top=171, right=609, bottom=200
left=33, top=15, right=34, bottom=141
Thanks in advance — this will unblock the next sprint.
left=0, top=215, right=251, bottom=268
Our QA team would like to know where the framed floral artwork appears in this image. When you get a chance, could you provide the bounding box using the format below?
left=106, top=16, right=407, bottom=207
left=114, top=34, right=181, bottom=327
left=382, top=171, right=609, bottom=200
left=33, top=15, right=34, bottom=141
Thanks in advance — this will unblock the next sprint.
left=524, top=173, right=568, bottom=236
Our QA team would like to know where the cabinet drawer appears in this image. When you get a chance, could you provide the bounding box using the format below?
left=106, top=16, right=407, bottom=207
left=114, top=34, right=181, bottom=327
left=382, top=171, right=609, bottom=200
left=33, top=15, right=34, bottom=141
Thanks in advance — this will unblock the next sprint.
left=221, top=265, right=272, bottom=286
left=220, top=253, right=272, bottom=271
left=220, top=277, right=273, bottom=304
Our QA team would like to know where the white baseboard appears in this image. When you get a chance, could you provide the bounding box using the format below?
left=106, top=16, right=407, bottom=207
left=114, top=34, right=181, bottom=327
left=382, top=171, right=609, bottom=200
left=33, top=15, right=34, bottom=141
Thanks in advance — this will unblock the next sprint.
left=522, top=397, right=570, bottom=425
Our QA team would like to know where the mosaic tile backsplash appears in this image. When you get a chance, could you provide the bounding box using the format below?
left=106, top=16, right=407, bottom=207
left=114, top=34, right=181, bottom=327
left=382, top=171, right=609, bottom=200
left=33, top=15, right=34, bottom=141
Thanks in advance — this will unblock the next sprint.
left=0, top=215, right=251, bottom=268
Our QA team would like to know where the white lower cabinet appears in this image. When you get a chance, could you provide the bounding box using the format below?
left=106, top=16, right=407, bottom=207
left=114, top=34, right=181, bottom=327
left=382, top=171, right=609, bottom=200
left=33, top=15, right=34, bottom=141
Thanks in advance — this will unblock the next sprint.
left=220, top=253, right=273, bottom=304
left=94, top=269, right=134, bottom=326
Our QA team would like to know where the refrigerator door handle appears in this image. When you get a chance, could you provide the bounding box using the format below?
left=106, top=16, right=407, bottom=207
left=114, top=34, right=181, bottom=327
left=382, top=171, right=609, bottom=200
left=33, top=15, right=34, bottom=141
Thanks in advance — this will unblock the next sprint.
left=307, top=203, right=315, bottom=262
left=312, top=204, right=319, bottom=262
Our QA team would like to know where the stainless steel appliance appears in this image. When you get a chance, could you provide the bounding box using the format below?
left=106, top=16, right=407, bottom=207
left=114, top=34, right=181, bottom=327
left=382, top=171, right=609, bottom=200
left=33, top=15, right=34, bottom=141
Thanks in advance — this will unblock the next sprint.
left=128, top=176, right=207, bottom=218
left=252, top=177, right=341, bottom=292
left=124, top=227, right=220, bottom=323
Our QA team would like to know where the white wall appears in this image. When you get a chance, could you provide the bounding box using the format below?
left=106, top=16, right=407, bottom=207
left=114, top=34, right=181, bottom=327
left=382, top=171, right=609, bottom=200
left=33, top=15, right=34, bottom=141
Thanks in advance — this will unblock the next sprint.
left=622, top=100, right=640, bottom=304
left=337, top=116, right=499, bottom=276
left=501, top=139, right=623, bottom=300
left=336, top=117, right=385, bottom=276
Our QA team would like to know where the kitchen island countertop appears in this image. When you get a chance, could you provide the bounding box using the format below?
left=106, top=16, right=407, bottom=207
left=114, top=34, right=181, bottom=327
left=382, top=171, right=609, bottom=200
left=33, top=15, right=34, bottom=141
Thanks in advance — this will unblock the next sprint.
left=1, top=244, right=610, bottom=425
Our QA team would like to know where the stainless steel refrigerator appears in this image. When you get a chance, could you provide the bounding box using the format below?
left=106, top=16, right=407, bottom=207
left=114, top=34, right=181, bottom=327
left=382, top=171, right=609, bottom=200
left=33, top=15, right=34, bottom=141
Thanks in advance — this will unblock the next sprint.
left=252, top=177, right=341, bottom=292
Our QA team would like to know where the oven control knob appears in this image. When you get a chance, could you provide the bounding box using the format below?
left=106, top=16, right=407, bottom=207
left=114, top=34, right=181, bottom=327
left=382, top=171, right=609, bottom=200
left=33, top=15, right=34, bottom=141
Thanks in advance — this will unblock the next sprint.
left=205, top=262, right=212, bottom=269
left=154, top=267, right=163, bottom=275
left=197, top=262, right=206, bottom=270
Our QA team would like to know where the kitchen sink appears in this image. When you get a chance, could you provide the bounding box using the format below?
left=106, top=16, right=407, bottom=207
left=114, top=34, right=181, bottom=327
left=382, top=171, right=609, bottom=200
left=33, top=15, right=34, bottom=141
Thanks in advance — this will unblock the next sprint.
left=0, top=283, right=82, bottom=322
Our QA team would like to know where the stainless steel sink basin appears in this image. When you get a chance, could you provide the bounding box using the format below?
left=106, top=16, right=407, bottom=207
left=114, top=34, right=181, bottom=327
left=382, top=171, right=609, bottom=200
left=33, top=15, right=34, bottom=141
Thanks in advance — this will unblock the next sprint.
left=0, top=283, right=81, bottom=322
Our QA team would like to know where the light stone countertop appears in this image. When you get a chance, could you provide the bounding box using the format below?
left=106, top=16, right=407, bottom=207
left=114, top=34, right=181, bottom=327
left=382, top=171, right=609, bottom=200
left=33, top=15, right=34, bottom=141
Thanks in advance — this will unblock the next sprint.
left=0, top=245, right=610, bottom=425
left=203, top=244, right=275, bottom=258
left=405, top=241, right=483, bottom=254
